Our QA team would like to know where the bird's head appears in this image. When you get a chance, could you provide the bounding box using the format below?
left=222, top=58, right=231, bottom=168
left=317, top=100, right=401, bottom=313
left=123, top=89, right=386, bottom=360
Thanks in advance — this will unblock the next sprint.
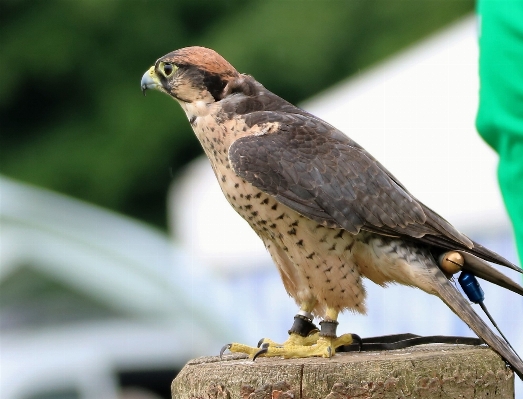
left=141, top=46, right=239, bottom=104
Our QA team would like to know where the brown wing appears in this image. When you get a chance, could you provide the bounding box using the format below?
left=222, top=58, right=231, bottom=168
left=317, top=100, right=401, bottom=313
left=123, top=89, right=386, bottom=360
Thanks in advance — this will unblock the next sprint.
left=224, top=76, right=517, bottom=269
left=229, top=113, right=466, bottom=242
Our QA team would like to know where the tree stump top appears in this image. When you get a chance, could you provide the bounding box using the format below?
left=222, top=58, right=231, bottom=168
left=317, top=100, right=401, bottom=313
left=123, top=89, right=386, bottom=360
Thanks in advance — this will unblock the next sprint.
left=172, top=344, right=514, bottom=399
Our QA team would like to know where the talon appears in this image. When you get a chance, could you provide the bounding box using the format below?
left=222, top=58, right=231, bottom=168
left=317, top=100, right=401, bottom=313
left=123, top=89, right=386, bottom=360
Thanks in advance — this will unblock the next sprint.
left=253, top=343, right=269, bottom=361
left=327, top=346, right=332, bottom=357
left=352, top=334, right=363, bottom=351
left=257, top=338, right=265, bottom=348
left=220, top=344, right=231, bottom=359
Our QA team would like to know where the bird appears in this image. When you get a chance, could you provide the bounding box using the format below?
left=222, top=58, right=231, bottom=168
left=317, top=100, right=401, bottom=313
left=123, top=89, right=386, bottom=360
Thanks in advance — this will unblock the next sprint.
left=141, top=46, right=523, bottom=378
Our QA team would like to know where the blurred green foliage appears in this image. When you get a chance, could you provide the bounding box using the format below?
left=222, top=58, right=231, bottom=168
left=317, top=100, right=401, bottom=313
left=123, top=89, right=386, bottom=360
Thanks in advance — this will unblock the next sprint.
left=0, top=0, right=473, bottom=228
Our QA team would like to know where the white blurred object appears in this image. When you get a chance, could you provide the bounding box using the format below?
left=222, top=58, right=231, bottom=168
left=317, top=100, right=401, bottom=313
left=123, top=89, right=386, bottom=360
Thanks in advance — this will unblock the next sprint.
left=0, top=175, right=238, bottom=399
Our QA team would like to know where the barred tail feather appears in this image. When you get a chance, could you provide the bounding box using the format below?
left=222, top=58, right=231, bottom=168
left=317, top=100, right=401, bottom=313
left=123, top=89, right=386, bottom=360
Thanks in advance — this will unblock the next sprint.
left=427, top=263, right=523, bottom=380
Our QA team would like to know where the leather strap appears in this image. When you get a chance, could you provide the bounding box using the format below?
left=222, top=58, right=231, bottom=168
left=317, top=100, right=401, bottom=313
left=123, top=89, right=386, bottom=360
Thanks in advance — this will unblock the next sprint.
left=337, top=333, right=484, bottom=352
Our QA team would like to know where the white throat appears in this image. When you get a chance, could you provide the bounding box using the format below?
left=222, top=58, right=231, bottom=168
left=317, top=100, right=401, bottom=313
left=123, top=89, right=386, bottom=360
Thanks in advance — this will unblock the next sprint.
left=179, top=100, right=213, bottom=121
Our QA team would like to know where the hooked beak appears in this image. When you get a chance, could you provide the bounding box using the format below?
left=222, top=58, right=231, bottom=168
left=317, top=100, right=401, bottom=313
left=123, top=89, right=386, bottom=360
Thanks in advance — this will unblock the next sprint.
left=141, top=66, right=161, bottom=96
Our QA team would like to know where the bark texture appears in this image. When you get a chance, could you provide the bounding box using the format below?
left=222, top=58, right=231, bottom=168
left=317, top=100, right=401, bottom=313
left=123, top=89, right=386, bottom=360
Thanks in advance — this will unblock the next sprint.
left=172, top=345, right=514, bottom=399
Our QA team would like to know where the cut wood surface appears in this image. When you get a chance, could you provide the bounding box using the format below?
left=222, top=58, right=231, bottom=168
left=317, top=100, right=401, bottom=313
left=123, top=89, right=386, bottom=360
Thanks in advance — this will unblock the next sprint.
left=172, top=344, right=514, bottom=399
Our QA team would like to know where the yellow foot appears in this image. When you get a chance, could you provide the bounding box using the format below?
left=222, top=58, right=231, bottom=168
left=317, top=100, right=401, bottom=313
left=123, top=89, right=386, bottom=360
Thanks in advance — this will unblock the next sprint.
left=221, top=333, right=359, bottom=360
left=258, top=331, right=320, bottom=348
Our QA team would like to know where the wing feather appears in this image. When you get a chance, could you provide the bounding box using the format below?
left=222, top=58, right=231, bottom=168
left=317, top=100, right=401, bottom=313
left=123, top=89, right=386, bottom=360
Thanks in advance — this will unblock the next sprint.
left=229, top=115, right=462, bottom=242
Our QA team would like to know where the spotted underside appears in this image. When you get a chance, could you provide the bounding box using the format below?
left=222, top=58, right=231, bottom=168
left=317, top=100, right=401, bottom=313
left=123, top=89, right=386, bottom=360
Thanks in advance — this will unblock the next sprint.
left=178, top=88, right=451, bottom=317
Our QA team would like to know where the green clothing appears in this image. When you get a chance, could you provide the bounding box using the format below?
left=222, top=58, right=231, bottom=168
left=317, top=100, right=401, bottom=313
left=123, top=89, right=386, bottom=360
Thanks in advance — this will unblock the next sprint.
left=476, top=0, right=523, bottom=265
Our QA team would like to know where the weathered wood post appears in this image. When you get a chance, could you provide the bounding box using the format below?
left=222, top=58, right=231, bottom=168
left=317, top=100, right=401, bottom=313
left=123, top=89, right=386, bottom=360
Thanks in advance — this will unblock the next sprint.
left=172, top=345, right=514, bottom=398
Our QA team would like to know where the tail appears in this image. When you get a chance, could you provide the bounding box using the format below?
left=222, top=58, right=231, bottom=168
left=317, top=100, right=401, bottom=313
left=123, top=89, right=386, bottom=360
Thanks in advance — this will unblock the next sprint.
left=425, top=261, right=523, bottom=380
left=467, top=239, right=522, bottom=273
left=456, top=250, right=523, bottom=296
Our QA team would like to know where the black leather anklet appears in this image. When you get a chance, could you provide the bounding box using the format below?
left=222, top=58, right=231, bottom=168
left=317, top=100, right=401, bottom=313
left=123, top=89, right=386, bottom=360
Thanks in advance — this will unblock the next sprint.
left=319, top=320, right=339, bottom=338
left=288, top=314, right=319, bottom=337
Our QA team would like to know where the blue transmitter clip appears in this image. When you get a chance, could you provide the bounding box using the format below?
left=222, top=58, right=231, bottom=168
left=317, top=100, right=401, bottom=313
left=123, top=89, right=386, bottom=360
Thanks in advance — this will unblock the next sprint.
left=458, top=271, right=485, bottom=303
left=458, top=270, right=522, bottom=362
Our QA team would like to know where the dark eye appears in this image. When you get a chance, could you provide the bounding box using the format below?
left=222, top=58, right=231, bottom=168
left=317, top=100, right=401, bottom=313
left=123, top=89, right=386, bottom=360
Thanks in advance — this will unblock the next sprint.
left=164, top=63, right=173, bottom=76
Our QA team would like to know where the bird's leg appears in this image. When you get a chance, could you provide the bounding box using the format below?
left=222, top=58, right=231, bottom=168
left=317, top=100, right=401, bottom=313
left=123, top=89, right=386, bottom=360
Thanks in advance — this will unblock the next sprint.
left=257, top=311, right=319, bottom=349
left=221, top=307, right=359, bottom=359
left=221, top=302, right=318, bottom=359
left=252, top=308, right=357, bottom=358
left=259, top=302, right=319, bottom=348
left=286, top=310, right=320, bottom=345
left=314, top=309, right=357, bottom=357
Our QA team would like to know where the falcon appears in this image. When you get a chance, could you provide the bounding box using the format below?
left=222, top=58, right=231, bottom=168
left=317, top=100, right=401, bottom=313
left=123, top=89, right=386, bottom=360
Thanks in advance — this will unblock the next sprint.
left=141, top=46, right=523, bottom=378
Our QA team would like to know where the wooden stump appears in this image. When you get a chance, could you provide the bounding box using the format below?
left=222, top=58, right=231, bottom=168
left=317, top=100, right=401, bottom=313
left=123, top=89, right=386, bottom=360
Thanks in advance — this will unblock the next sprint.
left=172, top=344, right=514, bottom=398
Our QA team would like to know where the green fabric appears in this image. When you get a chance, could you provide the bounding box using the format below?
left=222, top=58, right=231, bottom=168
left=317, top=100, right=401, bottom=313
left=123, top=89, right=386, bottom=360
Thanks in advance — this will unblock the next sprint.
left=476, top=0, right=523, bottom=265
